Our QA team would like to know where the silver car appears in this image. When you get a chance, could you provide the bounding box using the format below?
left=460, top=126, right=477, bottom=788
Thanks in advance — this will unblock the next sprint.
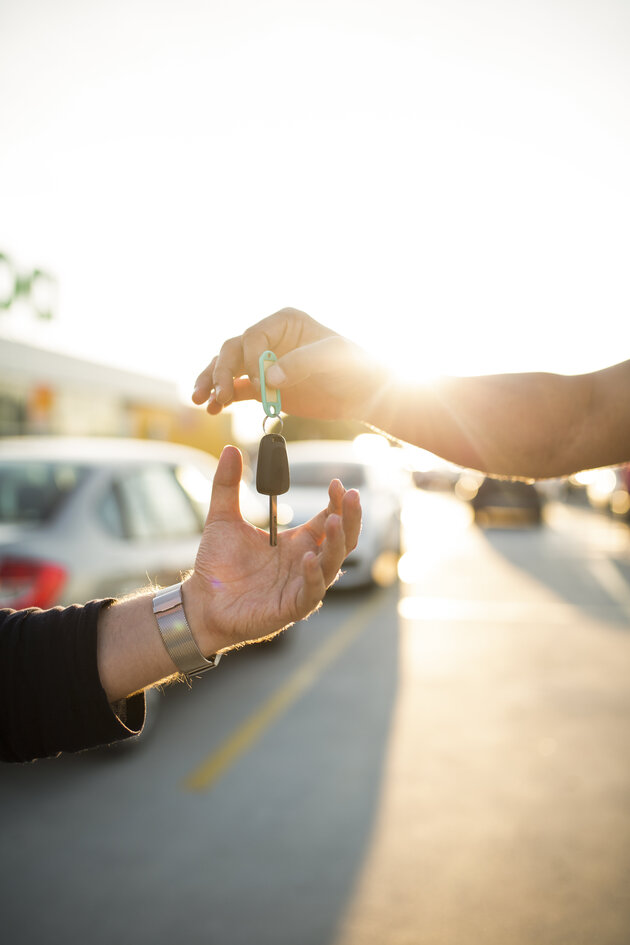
left=274, top=439, right=404, bottom=588
left=0, top=436, right=266, bottom=609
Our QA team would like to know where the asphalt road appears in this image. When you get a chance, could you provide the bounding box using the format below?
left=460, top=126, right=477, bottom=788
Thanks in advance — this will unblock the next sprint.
left=1, top=489, right=629, bottom=945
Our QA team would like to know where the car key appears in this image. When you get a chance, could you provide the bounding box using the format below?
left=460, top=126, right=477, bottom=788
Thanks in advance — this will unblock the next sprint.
left=256, top=432, right=290, bottom=545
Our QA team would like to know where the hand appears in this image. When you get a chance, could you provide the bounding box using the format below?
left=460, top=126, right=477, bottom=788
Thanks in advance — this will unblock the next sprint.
left=192, top=307, right=375, bottom=422
left=182, top=445, right=362, bottom=652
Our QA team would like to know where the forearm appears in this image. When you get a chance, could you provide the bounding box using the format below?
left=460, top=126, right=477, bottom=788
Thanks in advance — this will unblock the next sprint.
left=360, top=366, right=627, bottom=480
left=0, top=603, right=146, bottom=762
left=96, top=581, right=222, bottom=703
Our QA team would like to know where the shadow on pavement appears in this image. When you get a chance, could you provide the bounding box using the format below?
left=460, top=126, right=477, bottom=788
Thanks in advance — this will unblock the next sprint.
left=478, top=513, right=630, bottom=630
left=0, top=584, right=402, bottom=945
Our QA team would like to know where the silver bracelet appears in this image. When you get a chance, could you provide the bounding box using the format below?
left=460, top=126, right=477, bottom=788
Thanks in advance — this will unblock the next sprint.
left=152, top=582, right=221, bottom=680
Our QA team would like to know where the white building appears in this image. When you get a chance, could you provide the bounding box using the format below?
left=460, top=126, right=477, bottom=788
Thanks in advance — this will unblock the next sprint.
left=0, top=336, right=183, bottom=438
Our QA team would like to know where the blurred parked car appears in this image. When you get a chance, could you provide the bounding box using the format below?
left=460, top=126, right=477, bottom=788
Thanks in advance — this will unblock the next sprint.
left=578, top=464, right=630, bottom=521
left=0, top=436, right=266, bottom=610
left=409, top=451, right=461, bottom=491
left=273, top=440, right=403, bottom=588
left=610, top=465, right=630, bottom=520
left=468, top=476, right=543, bottom=527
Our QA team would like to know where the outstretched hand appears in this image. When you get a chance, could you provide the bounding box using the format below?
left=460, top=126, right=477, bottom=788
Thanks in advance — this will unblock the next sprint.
left=183, top=445, right=362, bottom=653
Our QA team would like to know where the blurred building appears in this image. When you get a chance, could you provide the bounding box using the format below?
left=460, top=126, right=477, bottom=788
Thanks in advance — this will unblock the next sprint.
left=0, top=336, right=231, bottom=457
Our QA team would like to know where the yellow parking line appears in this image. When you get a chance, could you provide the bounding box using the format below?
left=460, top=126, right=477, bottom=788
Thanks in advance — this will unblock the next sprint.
left=183, top=588, right=388, bottom=793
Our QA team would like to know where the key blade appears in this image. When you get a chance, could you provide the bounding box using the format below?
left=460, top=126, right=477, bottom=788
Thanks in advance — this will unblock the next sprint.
left=269, top=495, right=278, bottom=546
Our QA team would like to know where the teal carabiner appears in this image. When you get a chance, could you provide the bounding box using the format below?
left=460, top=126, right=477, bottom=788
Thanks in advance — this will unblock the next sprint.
left=259, top=350, right=282, bottom=418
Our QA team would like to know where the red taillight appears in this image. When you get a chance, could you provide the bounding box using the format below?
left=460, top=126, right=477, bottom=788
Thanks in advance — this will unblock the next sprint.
left=0, top=558, right=68, bottom=609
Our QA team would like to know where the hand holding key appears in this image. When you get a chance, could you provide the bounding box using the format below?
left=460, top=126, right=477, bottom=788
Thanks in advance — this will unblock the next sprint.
left=193, top=308, right=372, bottom=423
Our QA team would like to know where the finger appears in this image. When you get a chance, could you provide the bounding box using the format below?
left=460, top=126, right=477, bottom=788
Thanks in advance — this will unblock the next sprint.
left=206, top=445, right=244, bottom=524
left=296, top=551, right=327, bottom=617
left=341, top=488, right=362, bottom=554
left=299, top=480, right=356, bottom=546
left=192, top=357, right=217, bottom=404
left=205, top=377, right=259, bottom=414
left=205, top=396, right=225, bottom=416
left=318, top=513, right=349, bottom=587
left=212, top=336, right=249, bottom=406
left=231, top=376, right=260, bottom=404
left=193, top=356, right=236, bottom=414
left=265, top=336, right=355, bottom=389
left=326, top=477, right=345, bottom=515
left=326, top=480, right=361, bottom=552
left=316, top=490, right=361, bottom=585
left=242, top=328, right=275, bottom=385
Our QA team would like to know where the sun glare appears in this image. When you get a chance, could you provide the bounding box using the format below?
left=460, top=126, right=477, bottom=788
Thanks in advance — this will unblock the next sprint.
left=1, top=3, right=627, bottom=388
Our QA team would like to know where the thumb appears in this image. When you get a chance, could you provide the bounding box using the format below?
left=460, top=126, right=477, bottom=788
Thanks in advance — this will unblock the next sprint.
left=207, top=445, right=244, bottom=523
left=266, top=336, right=353, bottom=388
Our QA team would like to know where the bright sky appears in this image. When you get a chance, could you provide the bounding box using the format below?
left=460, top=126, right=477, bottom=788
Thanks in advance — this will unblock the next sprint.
left=1, top=0, right=628, bottom=401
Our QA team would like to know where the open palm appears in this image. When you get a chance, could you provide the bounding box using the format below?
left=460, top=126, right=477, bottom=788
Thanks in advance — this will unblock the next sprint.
left=187, top=446, right=361, bottom=651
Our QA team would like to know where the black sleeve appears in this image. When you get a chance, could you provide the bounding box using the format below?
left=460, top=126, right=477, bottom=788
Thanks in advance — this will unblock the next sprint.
left=0, top=601, right=146, bottom=763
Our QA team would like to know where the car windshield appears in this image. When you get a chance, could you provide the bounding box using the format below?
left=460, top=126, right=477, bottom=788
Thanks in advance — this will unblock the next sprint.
left=0, top=461, right=87, bottom=524
left=289, top=462, right=367, bottom=490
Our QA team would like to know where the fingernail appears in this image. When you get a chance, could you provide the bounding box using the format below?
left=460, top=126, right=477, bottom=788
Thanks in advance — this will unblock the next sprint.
left=266, top=365, right=286, bottom=386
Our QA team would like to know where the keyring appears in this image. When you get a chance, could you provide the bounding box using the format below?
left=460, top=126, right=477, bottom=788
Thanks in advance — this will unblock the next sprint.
left=263, top=414, right=283, bottom=434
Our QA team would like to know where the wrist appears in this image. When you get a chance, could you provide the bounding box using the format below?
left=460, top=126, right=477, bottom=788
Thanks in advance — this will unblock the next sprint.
left=180, top=575, right=225, bottom=657
left=336, top=345, right=390, bottom=425
left=152, top=580, right=222, bottom=680
left=349, top=374, right=402, bottom=430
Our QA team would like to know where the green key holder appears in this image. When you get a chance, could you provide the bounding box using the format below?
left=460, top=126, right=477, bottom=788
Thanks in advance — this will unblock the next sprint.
left=259, top=350, right=282, bottom=418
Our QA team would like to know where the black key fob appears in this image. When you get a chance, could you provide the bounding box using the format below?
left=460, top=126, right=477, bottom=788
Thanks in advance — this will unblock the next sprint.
left=256, top=433, right=290, bottom=496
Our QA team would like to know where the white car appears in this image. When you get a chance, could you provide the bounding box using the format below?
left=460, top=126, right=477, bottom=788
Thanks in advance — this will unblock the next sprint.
left=0, top=435, right=269, bottom=750
left=0, top=436, right=266, bottom=610
left=275, top=439, right=404, bottom=588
